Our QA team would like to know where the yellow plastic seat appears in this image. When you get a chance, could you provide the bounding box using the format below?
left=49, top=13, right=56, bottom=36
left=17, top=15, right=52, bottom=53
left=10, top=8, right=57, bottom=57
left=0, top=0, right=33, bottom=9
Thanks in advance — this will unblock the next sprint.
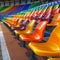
left=6, top=18, right=17, bottom=24
left=14, top=20, right=36, bottom=35
left=5, top=18, right=17, bottom=27
left=24, top=12, right=31, bottom=19
left=47, top=13, right=60, bottom=26
left=10, top=18, right=24, bottom=28
left=47, top=58, right=60, bottom=60
left=29, top=25, right=60, bottom=56
left=12, top=15, right=22, bottom=18
left=6, top=17, right=25, bottom=28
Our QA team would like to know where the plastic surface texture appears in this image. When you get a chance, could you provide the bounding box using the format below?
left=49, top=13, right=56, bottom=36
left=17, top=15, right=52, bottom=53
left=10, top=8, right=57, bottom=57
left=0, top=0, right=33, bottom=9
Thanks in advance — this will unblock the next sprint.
left=20, top=21, right=47, bottom=42
left=29, top=25, right=60, bottom=56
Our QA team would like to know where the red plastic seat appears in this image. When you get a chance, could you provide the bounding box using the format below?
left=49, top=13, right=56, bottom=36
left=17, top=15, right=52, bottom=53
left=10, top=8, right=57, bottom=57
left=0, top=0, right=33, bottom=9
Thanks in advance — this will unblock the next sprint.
left=20, top=21, right=47, bottom=42
left=44, top=6, right=52, bottom=23
left=36, top=7, right=47, bottom=23
left=14, top=20, right=29, bottom=30
left=52, top=4, right=59, bottom=17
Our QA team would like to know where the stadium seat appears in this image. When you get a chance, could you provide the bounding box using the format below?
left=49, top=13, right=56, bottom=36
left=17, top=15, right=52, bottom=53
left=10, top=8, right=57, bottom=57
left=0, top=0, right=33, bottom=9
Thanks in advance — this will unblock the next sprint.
left=47, top=13, right=60, bottom=26
left=29, top=25, right=60, bottom=59
left=20, top=21, right=47, bottom=42
left=14, top=20, right=36, bottom=35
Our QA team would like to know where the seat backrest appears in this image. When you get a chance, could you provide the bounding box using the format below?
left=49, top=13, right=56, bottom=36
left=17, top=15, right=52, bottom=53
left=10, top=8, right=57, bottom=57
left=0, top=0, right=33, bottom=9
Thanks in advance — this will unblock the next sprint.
left=52, top=4, right=59, bottom=16
left=50, top=13, right=60, bottom=25
left=37, top=8, right=42, bottom=16
left=48, top=25, right=60, bottom=45
left=38, top=7, right=47, bottom=18
left=13, top=15, right=21, bottom=18
left=29, top=11, right=35, bottom=20
left=44, top=6, right=52, bottom=22
left=17, top=19, right=23, bottom=25
left=33, top=21, right=47, bottom=37
left=32, top=11, right=39, bottom=18
left=52, top=4, right=59, bottom=12
left=26, top=20, right=36, bottom=32
left=44, top=6, right=52, bottom=16
left=24, top=12, right=30, bottom=18
left=30, top=11, right=35, bottom=17
left=14, top=18, right=19, bottom=25
left=25, top=12, right=31, bottom=18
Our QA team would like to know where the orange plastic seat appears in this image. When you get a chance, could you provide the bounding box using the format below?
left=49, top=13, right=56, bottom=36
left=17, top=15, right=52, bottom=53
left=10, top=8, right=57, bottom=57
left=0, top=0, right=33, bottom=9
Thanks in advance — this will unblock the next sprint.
left=14, top=20, right=36, bottom=35
left=29, top=25, right=60, bottom=57
left=6, top=18, right=18, bottom=27
left=13, top=18, right=24, bottom=28
left=20, top=21, right=47, bottom=42
left=47, top=58, right=60, bottom=60
left=6, top=17, right=26, bottom=28
left=6, top=13, right=29, bottom=27
left=47, top=13, right=60, bottom=26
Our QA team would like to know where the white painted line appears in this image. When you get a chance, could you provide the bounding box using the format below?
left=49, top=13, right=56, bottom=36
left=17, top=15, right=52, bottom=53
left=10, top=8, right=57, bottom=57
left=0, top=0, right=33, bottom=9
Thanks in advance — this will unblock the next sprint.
left=0, top=31, right=11, bottom=60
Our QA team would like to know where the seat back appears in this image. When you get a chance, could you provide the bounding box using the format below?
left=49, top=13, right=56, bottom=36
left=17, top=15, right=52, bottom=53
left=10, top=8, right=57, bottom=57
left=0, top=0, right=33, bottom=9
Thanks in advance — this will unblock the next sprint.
left=26, top=20, right=36, bottom=32
left=38, top=7, right=47, bottom=19
left=25, top=12, right=31, bottom=18
left=32, top=11, right=39, bottom=19
left=6, top=18, right=13, bottom=23
left=52, top=4, right=59, bottom=12
left=44, top=6, right=52, bottom=22
left=42, top=6, right=48, bottom=16
left=29, top=11, right=35, bottom=20
left=50, top=13, right=60, bottom=25
left=33, top=21, right=47, bottom=38
left=52, top=4, right=59, bottom=16
left=12, top=15, right=21, bottom=18
left=44, top=6, right=52, bottom=15
left=48, top=25, right=60, bottom=45
left=24, top=12, right=30, bottom=18
left=13, top=19, right=19, bottom=25
left=37, top=8, right=43, bottom=16
left=15, top=19, right=23, bottom=27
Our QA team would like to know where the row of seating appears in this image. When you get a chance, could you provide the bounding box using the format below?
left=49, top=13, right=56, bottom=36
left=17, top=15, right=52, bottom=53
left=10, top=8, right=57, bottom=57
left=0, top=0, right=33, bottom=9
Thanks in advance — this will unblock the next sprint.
left=0, top=2, right=43, bottom=21
left=2, top=1, right=60, bottom=44
left=3, top=14, right=60, bottom=60
left=4, top=4, right=60, bottom=27
left=2, top=1, right=60, bottom=60
left=0, top=6, right=10, bottom=12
